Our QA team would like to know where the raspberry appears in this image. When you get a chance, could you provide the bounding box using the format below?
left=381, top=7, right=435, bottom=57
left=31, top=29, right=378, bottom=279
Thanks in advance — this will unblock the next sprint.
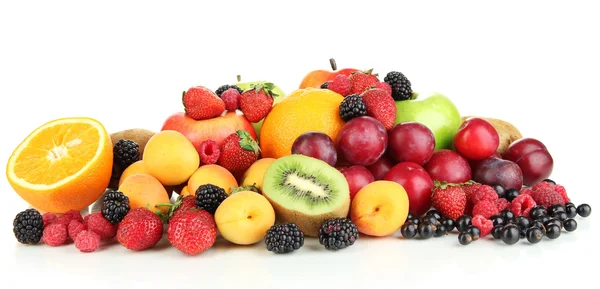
left=532, top=188, right=565, bottom=209
left=55, top=210, right=83, bottom=226
left=520, top=188, right=534, bottom=196
left=68, top=220, right=87, bottom=241
left=86, top=212, right=117, bottom=240
left=42, top=212, right=57, bottom=228
left=553, top=184, right=570, bottom=203
left=374, top=82, right=392, bottom=96
left=471, top=215, right=493, bottom=237
left=83, top=214, right=91, bottom=226
left=75, top=230, right=101, bottom=253
left=328, top=75, right=352, bottom=96
left=43, top=223, right=68, bottom=246
left=511, top=194, right=537, bottom=217
left=471, top=185, right=498, bottom=205
left=495, top=198, right=511, bottom=212
left=472, top=200, right=499, bottom=219
left=532, top=181, right=553, bottom=192
left=199, top=140, right=220, bottom=165
left=221, top=88, right=241, bottom=112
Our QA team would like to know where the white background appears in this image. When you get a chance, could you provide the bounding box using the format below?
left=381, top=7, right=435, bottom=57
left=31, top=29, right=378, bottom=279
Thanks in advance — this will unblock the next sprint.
left=1, top=1, right=598, bottom=288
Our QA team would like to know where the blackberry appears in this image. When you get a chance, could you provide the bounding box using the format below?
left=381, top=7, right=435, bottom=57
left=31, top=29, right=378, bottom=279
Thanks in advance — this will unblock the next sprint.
left=577, top=204, right=592, bottom=217
left=215, top=84, right=243, bottom=97
left=339, top=94, right=367, bottom=122
left=401, top=223, right=417, bottom=239
left=458, top=232, right=473, bottom=245
left=383, top=71, right=412, bottom=101
left=564, top=219, right=577, bottom=232
left=456, top=215, right=472, bottom=232
left=113, top=139, right=140, bottom=168
left=195, top=184, right=228, bottom=215
left=265, top=223, right=304, bottom=254
left=318, top=218, right=359, bottom=251
left=13, top=208, right=44, bottom=244
left=101, top=190, right=130, bottom=224
left=320, top=82, right=329, bottom=89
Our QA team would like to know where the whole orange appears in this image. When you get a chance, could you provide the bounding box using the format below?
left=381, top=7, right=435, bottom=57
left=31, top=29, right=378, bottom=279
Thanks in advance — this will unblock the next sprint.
left=259, top=88, right=345, bottom=159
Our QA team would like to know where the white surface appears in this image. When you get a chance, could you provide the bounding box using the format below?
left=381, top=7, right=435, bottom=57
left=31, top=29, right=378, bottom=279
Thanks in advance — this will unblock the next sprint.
left=0, top=1, right=598, bottom=288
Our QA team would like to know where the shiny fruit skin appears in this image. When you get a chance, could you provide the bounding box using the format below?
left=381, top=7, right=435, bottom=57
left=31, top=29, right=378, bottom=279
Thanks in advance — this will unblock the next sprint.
left=143, top=130, right=200, bottom=186
left=387, top=122, right=435, bottom=166
left=384, top=162, right=434, bottom=217
left=366, top=155, right=396, bottom=180
left=161, top=111, right=257, bottom=156
left=454, top=118, right=500, bottom=160
left=423, top=149, right=472, bottom=183
left=291, top=132, right=337, bottom=166
left=503, top=138, right=553, bottom=186
left=472, top=157, right=523, bottom=190
left=337, top=116, right=388, bottom=166
left=240, top=158, right=276, bottom=193
left=339, top=165, right=375, bottom=201
left=299, top=68, right=358, bottom=89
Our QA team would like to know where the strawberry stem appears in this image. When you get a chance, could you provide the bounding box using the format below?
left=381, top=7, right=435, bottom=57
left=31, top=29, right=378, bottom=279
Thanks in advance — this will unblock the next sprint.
left=248, top=82, right=278, bottom=97
left=329, top=58, right=337, bottom=71
left=236, top=130, right=260, bottom=154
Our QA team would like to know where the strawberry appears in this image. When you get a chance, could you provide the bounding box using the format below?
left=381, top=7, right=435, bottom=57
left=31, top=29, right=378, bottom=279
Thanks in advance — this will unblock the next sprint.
left=374, top=82, right=392, bottom=96
left=238, top=82, right=277, bottom=122
left=167, top=209, right=217, bottom=255
left=360, top=88, right=397, bottom=130
left=116, top=208, right=163, bottom=251
left=431, top=181, right=467, bottom=220
left=182, top=86, right=226, bottom=120
left=349, top=69, right=379, bottom=95
left=217, top=130, right=259, bottom=173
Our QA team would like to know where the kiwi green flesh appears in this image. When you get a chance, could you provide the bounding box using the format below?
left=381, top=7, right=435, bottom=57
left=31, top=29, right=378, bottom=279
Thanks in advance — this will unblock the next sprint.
left=262, top=154, right=349, bottom=216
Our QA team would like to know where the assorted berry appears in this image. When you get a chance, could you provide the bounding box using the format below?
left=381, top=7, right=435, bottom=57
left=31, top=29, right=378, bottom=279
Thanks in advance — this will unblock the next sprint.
left=13, top=209, right=44, bottom=244
left=318, top=218, right=359, bottom=251
left=101, top=189, right=130, bottom=224
left=339, top=94, right=367, bottom=122
left=195, top=184, right=228, bottom=215
left=265, top=223, right=304, bottom=254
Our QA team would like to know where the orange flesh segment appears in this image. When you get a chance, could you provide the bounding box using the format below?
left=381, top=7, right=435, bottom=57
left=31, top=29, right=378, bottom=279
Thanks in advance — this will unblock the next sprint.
left=12, top=123, right=100, bottom=185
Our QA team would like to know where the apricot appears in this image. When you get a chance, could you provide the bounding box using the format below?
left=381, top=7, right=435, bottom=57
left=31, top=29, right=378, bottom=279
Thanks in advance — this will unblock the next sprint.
left=240, top=158, right=276, bottom=193
left=187, top=164, right=238, bottom=195
left=179, top=186, right=189, bottom=197
left=143, top=130, right=200, bottom=186
left=350, top=180, right=409, bottom=237
left=214, top=191, right=275, bottom=245
left=119, top=160, right=174, bottom=198
left=118, top=174, right=171, bottom=214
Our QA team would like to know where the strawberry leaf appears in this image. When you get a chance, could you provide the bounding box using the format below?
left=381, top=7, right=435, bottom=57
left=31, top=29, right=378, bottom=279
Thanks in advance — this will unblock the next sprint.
left=247, top=82, right=278, bottom=98
left=236, top=130, right=259, bottom=154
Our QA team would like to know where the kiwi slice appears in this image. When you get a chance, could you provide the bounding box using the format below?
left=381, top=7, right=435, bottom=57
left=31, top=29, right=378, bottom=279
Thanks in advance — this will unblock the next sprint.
left=262, top=154, right=350, bottom=237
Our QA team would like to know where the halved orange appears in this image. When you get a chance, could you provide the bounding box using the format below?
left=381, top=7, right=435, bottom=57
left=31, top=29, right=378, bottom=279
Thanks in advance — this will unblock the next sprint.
left=6, top=117, right=113, bottom=213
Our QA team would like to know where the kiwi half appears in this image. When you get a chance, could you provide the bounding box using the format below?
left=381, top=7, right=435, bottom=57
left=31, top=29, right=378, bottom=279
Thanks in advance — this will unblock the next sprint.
left=262, top=154, right=350, bottom=237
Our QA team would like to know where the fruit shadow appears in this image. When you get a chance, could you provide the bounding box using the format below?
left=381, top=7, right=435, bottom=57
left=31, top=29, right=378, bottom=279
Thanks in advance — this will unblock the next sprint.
left=212, top=237, right=262, bottom=252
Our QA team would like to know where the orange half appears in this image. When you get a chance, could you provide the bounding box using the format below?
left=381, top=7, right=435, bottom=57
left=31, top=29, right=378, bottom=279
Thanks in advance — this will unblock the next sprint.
left=6, top=117, right=113, bottom=213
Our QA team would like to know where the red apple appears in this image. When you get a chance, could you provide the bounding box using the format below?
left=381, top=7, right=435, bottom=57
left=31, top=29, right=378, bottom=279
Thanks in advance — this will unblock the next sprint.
left=384, top=162, right=434, bottom=216
left=161, top=111, right=256, bottom=155
left=339, top=165, right=375, bottom=201
left=299, top=58, right=358, bottom=89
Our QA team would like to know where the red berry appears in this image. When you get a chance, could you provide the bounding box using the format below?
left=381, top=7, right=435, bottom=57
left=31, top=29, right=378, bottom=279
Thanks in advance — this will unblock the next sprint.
left=221, top=88, right=241, bottom=112
left=454, top=118, right=500, bottom=160
left=532, top=182, right=553, bottom=192
left=327, top=75, right=352, bottom=96
left=471, top=185, right=498, bottom=205
left=86, top=212, right=117, bottom=240
left=349, top=70, right=379, bottom=95
left=199, top=140, right=220, bottom=165
left=531, top=188, right=565, bottom=209
left=495, top=198, right=511, bottom=212
left=360, top=88, right=397, bottom=130
left=117, top=208, right=164, bottom=251
left=374, top=82, right=392, bottom=96
left=172, top=195, right=197, bottom=217
left=167, top=210, right=217, bottom=255
left=471, top=215, right=493, bottom=237
left=43, top=223, right=68, bottom=246
left=553, top=184, right=570, bottom=203
left=520, top=188, right=534, bottom=196
left=42, top=212, right=57, bottom=228
left=238, top=83, right=276, bottom=123
left=182, top=86, right=226, bottom=120
left=75, top=230, right=101, bottom=253
left=83, top=214, right=91, bottom=226
left=472, top=200, right=500, bottom=219
left=431, top=184, right=467, bottom=220
left=68, top=220, right=87, bottom=241
left=511, top=194, right=537, bottom=217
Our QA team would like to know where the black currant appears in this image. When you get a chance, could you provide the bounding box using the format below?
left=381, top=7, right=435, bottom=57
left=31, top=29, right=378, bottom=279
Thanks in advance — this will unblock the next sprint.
left=526, top=227, right=544, bottom=244
left=492, top=225, right=503, bottom=239
left=542, top=179, right=556, bottom=185
left=426, top=209, right=442, bottom=220
left=505, top=189, right=520, bottom=202
left=418, top=221, right=435, bottom=239
left=529, top=206, right=547, bottom=220
left=563, top=219, right=577, bottom=232
left=545, top=224, right=561, bottom=239
left=516, top=216, right=531, bottom=230
left=466, top=226, right=480, bottom=240
left=458, top=232, right=473, bottom=245
left=490, top=215, right=504, bottom=227
left=501, top=224, right=520, bottom=245
left=434, top=224, right=447, bottom=237
left=577, top=204, right=592, bottom=218
left=441, top=218, right=455, bottom=232
left=500, top=209, right=515, bottom=222
left=491, top=183, right=506, bottom=199
left=565, top=204, right=577, bottom=219
left=401, top=222, right=418, bottom=239
left=455, top=215, right=472, bottom=232
left=549, top=204, right=566, bottom=216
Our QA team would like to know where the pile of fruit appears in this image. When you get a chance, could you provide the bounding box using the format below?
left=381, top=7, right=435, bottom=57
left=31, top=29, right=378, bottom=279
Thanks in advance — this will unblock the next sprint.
left=7, top=59, right=592, bottom=255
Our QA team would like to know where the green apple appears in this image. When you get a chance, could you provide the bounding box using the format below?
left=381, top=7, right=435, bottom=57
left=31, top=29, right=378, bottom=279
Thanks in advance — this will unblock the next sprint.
left=235, top=80, right=286, bottom=140
left=394, top=92, right=461, bottom=150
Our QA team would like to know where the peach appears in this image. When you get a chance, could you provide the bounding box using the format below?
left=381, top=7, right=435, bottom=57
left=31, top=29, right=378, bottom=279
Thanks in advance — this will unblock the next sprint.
left=118, top=174, right=171, bottom=214
left=187, top=164, right=238, bottom=195
left=119, top=160, right=174, bottom=198
left=240, top=158, right=276, bottom=193
left=214, top=191, right=275, bottom=245
left=350, top=180, right=409, bottom=237
left=143, top=130, right=199, bottom=186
